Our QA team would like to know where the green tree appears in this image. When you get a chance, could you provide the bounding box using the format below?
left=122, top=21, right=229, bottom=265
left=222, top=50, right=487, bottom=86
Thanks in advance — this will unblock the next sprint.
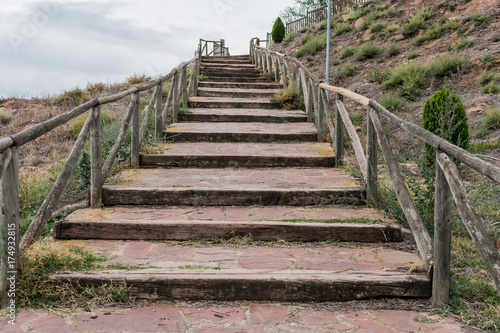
left=423, top=87, right=469, bottom=167
left=272, top=17, right=286, bottom=43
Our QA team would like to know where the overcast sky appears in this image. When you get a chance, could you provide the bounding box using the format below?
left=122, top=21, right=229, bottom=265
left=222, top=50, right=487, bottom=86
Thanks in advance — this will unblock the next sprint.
left=0, top=0, right=295, bottom=98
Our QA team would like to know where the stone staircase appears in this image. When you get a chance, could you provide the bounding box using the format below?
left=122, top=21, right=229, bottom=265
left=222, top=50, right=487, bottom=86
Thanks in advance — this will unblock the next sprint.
left=52, top=55, right=431, bottom=302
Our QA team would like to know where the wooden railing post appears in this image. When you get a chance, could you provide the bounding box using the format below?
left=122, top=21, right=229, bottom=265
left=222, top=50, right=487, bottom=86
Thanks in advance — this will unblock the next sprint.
left=180, top=66, right=188, bottom=108
left=194, top=58, right=200, bottom=96
left=282, top=59, right=289, bottom=87
left=131, top=92, right=141, bottom=168
left=155, top=82, right=163, bottom=140
left=432, top=150, right=452, bottom=307
left=335, top=94, right=344, bottom=166
left=320, top=88, right=336, bottom=145
left=90, top=106, right=102, bottom=208
left=437, top=152, right=500, bottom=294
left=274, top=56, right=280, bottom=82
left=20, top=109, right=97, bottom=252
left=1, top=147, right=19, bottom=309
left=366, top=105, right=378, bottom=202
left=172, top=71, right=181, bottom=123
left=310, top=78, right=323, bottom=141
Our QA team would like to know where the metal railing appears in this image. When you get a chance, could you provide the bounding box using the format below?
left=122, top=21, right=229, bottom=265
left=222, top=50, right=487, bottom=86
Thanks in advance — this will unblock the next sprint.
left=0, top=37, right=228, bottom=308
left=250, top=39, right=500, bottom=307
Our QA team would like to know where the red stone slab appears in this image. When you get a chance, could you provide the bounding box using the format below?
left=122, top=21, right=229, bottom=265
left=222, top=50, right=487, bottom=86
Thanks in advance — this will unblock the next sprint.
left=181, top=108, right=306, bottom=123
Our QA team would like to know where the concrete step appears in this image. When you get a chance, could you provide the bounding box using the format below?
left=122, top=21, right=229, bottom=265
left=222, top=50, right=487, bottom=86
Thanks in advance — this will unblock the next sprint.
left=198, top=87, right=278, bottom=98
left=141, top=142, right=332, bottom=168
left=189, top=97, right=280, bottom=109
left=164, top=122, right=318, bottom=143
left=198, top=81, right=282, bottom=89
left=50, top=240, right=430, bottom=302
left=102, top=168, right=364, bottom=206
left=202, top=72, right=263, bottom=79
left=202, top=56, right=250, bottom=64
left=202, top=67, right=260, bottom=74
left=55, top=205, right=401, bottom=242
left=180, top=108, right=306, bottom=123
left=205, top=76, right=274, bottom=83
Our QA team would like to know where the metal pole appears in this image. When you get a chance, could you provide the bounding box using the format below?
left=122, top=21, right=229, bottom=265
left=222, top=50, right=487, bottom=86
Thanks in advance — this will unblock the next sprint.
left=325, top=0, right=332, bottom=101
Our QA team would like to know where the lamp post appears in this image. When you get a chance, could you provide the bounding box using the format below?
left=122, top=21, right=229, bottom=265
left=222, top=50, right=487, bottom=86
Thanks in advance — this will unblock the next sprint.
left=325, top=0, right=332, bottom=100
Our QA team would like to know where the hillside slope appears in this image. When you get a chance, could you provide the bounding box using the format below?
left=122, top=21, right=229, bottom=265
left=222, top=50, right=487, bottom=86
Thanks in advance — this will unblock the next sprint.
left=272, top=0, right=499, bottom=146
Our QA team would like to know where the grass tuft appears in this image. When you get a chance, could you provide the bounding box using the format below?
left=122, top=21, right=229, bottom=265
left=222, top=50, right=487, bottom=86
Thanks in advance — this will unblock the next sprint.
left=271, top=82, right=305, bottom=110
left=334, top=23, right=353, bottom=36
left=387, top=43, right=400, bottom=57
left=353, top=41, right=381, bottom=61
left=380, top=92, right=406, bottom=112
left=480, top=107, right=500, bottom=130
left=296, top=34, right=327, bottom=58
left=480, top=53, right=497, bottom=68
left=429, top=54, right=467, bottom=78
left=407, top=51, right=420, bottom=60
left=334, top=63, right=361, bottom=81
left=0, top=109, right=13, bottom=125
left=340, top=46, right=357, bottom=59
left=283, top=33, right=296, bottom=46
left=383, top=62, right=428, bottom=101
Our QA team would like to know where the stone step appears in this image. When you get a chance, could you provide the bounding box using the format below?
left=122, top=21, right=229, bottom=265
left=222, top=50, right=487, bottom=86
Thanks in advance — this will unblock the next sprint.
left=164, top=122, right=318, bottom=143
left=198, top=81, right=282, bottom=89
left=189, top=97, right=280, bottom=109
left=202, top=67, right=260, bottom=74
left=180, top=108, right=306, bottom=123
left=205, top=76, right=274, bottom=83
left=140, top=142, right=332, bottom=168
left=201, top=56, right=250, bottom=64
left=201, top=63, right=256, bottom=69
left=50, top=240, right=430, bottom=302
left=55, top=205, right=401, bottom=242
left=197, top=87, right=278, bottom=98
left=202, top=72, right=263, bottom=79
left=102, top=168, right=364, bottom=206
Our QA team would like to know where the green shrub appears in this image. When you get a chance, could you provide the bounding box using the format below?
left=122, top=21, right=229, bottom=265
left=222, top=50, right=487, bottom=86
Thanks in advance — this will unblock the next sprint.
left=383, top=23, right=400, bottom=36
left=492, top=34, right=500, bottom=42
left=413, top=35, right=428, bottom=46
left=480, top=107, right=500, bottom=130
left=426, top=23, right=446, bottom=40
left=348, top=7, right=369, bottom=21
left=387, top=43, right=400, bottom=57
left=407, top=51, right=420, bottom=60
left=402, top=7, right=432, bottom=37
left=463, top=13, right=490, bottom=26
left=477, top=71, right=500, bottom=86
left=447, top=18, right=461, bottom=30
left=198, top=74, right=208, bottom=82
left=340, top=46, right=357, bottom=59
left=482, top=83, right=500, bottom=94
left=369, top=67, right=391, bottom=84
left=300, top=35, right=312, bottom=45
left=334, top=23, right=353, bottom=36
left=271, top=82, right=305, bottom=110
left=272, top=17, right=286, bottom=43
left=383, top=62, right=428, bottom=101
left=380, top=92, right=406, bottom=112
left=331, top=58, right=341, bottom=66
left=370, top=21, right=386, bottom=33
left=334, top=64, right=361, bottom=81
left=283, top=33, right=296, bottom=45
left=0, top=109, right=13, bottom=125
left=296, top=34, right=327, bottom=58
left=457, top=39, right=475, bottom=49
left=423, top=87, right=469, bottom=166
left=54, top=88, right=90, bottom=107
left=68, top=110, right=115, bottom=140
left=379, top=8, right=400, bottom=19
left=429, top=54, right=467, bottom=78
left=480, top=53, right=497, bottom=68
left=127, top=75, right=151, bottom=85
left=353, top=41, right=381, bottom=61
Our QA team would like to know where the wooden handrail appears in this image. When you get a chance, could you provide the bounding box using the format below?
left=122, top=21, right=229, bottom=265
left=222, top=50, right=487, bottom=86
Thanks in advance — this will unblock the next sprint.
left=250, top=40, right=500, bottom=305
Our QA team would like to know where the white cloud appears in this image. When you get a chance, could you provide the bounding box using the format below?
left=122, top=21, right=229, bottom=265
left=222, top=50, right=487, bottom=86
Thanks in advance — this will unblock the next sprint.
left=0, top=0, right=294, bottom=98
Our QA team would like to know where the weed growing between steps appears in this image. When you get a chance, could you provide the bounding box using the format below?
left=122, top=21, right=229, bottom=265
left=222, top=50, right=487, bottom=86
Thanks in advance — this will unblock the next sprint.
left=19, top=240, right=131, bottom=308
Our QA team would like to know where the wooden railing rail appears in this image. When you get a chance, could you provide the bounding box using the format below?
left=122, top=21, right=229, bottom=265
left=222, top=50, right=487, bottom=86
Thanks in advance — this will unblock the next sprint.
left=250, top=40, right=500, bottom=307
left=0, top=37, right=228, bottom=308
left=199, top=39, right=230, bottom=57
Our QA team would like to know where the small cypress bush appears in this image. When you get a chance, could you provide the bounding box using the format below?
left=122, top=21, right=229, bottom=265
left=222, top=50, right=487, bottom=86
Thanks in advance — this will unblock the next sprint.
left=272, top=17, right=286, bottom=44
left=423, top=87, right=469, bottom=166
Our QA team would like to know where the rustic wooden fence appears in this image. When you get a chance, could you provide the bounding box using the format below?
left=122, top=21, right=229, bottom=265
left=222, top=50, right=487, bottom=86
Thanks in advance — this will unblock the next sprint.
left=250, top=40, right=500, bottom=306
left=0, top=38, right=224, bottom=308
left=199, top=39, right=229, bottom=57
left=285, top=0, right=368, bottom=35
